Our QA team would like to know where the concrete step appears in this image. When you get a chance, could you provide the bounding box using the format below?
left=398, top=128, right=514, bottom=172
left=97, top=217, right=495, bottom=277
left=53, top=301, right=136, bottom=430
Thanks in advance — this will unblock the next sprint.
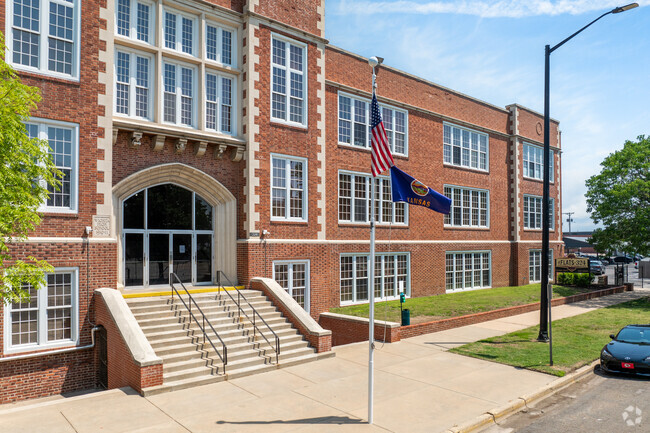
left=134, top=308, right=285, bottom=329
left=151, top=332, right=306, bottom=357
left=139, top=317, right=291, bottom=336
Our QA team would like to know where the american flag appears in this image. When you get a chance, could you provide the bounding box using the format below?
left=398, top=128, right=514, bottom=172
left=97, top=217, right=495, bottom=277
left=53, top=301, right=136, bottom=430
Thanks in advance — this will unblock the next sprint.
left=370, top=93, right=394, bottom=177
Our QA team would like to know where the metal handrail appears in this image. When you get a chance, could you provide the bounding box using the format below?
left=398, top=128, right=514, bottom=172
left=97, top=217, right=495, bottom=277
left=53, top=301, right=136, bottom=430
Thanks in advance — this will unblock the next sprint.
left=170, top=273, right=228, bottom=373
left=216, top=270, right=281, bottom=365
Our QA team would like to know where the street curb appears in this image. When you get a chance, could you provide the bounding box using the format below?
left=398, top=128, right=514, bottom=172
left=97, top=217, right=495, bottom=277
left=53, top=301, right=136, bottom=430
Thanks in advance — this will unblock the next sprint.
left=444, top=359, right=600, bottom=433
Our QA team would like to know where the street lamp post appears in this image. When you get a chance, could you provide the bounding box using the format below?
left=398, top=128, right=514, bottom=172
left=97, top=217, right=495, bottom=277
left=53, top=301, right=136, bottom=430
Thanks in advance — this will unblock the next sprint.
left=538, top=3, right=638, bottom=342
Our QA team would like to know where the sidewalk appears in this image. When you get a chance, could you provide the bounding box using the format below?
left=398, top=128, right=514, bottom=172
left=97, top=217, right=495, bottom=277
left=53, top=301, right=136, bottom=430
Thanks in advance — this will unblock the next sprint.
left=1, top=289, right=647, bottom=433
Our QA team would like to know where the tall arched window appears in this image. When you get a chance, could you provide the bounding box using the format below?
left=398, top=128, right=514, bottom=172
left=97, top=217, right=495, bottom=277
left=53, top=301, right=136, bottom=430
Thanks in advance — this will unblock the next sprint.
left=122, top=184, right=213, bottom=287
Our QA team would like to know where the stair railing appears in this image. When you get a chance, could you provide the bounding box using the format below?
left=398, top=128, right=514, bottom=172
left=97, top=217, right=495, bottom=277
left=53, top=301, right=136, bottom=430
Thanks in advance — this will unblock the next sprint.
left=216, top=270, right=280, bottom=365
left=170, top=273, right=228, bottom=373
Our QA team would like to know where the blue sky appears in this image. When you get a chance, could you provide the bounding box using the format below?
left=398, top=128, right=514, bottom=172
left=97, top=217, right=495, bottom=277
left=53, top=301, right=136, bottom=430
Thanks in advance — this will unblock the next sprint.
left=325, top=0, right=649, bottom=233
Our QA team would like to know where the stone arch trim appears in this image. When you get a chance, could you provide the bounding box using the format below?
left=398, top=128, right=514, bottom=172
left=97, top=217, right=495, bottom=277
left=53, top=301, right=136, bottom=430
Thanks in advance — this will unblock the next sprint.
left=112, top=163, right=237, bottom=287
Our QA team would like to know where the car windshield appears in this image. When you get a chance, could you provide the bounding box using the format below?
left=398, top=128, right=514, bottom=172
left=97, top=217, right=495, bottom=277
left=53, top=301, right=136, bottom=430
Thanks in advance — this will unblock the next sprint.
left=616, top=328, right=650, bottom=344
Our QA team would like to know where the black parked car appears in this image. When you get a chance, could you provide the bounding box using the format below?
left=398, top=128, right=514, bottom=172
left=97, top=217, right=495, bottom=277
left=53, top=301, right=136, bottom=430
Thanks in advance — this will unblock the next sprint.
left=613, top=255, right=634, bottom=264
left=600, top=325, right=650, bottom=376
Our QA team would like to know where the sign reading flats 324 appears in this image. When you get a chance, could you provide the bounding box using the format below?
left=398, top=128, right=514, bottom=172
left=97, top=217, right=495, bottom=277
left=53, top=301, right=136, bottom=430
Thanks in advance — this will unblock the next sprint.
left=555, top=258, right=589, bottom=273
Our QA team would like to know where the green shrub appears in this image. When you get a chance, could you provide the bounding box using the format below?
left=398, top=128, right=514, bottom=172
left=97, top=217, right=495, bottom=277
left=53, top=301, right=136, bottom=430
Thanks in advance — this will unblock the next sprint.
left=557, top=272, right=592, bottom=287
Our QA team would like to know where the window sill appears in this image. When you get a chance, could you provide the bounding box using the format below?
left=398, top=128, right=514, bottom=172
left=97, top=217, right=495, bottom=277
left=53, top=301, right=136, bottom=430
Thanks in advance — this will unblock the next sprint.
left=338, top=222, right=409, bottom=228
left=443, top=225, right=490, bottom=231
left=39, top=211, right=79, bottom=218
left=443, top=163, right=489, bottom=175
left=337, top=143, right=409, bottom=160
left=14, top=68, right=81, bottom=85
left=522, top=176, right=555, bottom=185
left=270, top=219, right=309, bottom=225
left=3, top=340, right=79, bottom=356
left=270, top=120, right=308, bottom=131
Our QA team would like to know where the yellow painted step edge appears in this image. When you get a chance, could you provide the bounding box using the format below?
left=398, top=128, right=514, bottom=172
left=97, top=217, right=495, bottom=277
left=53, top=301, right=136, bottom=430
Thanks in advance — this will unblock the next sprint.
left=122, top=286, right=245, bottom=299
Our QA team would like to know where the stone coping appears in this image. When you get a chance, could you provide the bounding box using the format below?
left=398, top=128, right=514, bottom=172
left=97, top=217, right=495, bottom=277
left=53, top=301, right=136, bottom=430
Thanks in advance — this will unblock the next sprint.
left=96, top=288, right=162, bottom=367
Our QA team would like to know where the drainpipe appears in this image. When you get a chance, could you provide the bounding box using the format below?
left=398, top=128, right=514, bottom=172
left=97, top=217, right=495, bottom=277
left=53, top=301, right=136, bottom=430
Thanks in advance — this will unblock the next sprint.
left=0, top=326, right=102, bottom=363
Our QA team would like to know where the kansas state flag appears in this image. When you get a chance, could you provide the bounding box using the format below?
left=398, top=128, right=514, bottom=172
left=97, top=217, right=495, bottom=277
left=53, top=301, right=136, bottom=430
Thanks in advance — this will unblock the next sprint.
left=390, top=166, right=451, bottom=214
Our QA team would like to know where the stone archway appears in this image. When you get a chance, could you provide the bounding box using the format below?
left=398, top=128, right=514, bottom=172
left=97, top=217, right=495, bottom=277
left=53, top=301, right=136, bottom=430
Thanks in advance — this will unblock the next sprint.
left=113, top=163, right=237, bottom=288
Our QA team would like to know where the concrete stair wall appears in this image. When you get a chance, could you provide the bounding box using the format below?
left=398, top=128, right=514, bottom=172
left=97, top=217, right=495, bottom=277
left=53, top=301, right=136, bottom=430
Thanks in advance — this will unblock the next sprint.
left=126, top=289, right=333, bottom=395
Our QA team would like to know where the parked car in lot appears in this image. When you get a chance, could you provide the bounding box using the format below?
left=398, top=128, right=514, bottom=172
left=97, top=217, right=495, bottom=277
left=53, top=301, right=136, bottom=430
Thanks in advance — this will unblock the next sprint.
left=600, top=325, right=650, bottom=376
left=613, top=255, right=634, bottom=264
left=590, top=260, right=604, bottom=275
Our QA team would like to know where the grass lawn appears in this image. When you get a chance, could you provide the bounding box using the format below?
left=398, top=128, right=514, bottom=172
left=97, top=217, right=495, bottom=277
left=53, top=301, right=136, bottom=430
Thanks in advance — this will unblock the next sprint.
left=330, top=284, right=593, bottom=323
left=450, top=297, right=650, bottom=377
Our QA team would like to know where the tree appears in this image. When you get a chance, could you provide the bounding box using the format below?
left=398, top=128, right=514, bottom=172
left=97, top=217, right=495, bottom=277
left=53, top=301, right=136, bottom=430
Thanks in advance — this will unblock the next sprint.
left=0, top=33, right=59, bottom=304
left=585, top=135, right=650, bottom=256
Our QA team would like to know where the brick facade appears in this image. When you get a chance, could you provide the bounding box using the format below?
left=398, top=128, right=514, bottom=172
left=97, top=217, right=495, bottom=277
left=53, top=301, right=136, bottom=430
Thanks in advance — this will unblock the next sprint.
left=1, top=0, right=562, bottom=403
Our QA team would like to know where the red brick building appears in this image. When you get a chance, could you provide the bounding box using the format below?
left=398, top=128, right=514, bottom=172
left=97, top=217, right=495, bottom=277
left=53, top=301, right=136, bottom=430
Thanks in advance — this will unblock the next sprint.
left=0, top=0, right=562, bottom=402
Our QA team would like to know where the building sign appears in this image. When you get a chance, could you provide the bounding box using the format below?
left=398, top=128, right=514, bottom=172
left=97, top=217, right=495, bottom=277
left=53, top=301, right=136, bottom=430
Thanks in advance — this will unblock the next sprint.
left=555, top=257, right=589, bottom=273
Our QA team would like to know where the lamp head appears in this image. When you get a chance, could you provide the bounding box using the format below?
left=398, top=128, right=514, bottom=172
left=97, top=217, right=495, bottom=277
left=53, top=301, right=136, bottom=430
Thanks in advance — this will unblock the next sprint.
left=612, top=3, right=638, bottom=13
left=368, top=56, right=384, bottom=68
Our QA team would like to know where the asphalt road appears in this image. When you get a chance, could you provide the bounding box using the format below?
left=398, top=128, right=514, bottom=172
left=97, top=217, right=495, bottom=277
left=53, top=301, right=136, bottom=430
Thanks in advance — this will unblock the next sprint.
left=483, top=368, right=650, bottom=432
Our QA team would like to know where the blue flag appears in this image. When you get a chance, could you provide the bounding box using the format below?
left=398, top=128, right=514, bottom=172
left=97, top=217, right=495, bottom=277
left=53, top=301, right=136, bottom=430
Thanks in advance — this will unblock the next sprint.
left=390, top=166, right=451, bottom=214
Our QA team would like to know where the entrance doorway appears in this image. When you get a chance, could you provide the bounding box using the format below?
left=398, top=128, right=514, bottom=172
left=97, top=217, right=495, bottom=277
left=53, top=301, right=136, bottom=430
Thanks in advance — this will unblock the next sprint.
left=123, top=184, right=214, bottom=288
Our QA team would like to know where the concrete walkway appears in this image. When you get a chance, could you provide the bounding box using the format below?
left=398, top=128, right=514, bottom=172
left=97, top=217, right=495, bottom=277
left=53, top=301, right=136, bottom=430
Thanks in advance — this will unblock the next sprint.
left=1, top=289, right=647, bottom=433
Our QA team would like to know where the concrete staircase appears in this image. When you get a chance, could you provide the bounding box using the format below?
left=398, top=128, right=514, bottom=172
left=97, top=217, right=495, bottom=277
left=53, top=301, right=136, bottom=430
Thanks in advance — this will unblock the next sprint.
left=127, top=289, right=332, bottom=395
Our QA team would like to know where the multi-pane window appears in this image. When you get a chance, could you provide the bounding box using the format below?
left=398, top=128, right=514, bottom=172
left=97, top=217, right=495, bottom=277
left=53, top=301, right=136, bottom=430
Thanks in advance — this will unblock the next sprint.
left=116, top=0, right=153, bottom=43
left=5, top=270, right=77, bottom=352
left=205, top=72, right=233, bottom=134
left=271, top=35, right=306, bottom=125
left=338, top=172, right=407, bottom=225
left=523, top=143, right=554, bottom=182
left=271, top=155, right=307, bottom=221
left=163, top=9, right=196, bottom=55
left=26, top=120, right=78, bottom=212
left=10, top=0, right=79, bottom=78
left=443, top=185, right=488, bottom=228
left=445, top=252, right=491, bottom=291
left=373, top=254, right=409, bottom=299
left=273, top=261, right=309, bottom=312
left=115, top=49, right=152, bottom=119
left=443, top=123, right=488, bottom=171
left=529, top=250, right=553, bottom=282
left=163, top=61, right=196, bottom=127
left=341, top=254, right=409, bottom=304
left=524, top=195, right=554, bottom=230
left=338, top=93, right=408, bottom=156
left=206, top=23, right=234, bottom=66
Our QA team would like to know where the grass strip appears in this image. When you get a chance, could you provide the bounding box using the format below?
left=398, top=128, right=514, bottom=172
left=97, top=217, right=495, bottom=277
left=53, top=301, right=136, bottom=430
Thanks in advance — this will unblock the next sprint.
left=331, top=284, right=592, bottom=323
left=449, top=297, right=650, bottom=377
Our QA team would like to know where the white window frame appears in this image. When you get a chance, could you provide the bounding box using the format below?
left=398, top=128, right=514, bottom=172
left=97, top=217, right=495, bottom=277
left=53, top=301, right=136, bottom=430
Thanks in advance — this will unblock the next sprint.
left=162, top=59, right=197, bottom=128
left=337, top=92, right=408, bottom=156
left=115, top=0, right=154, bottom=44
left=272, top=260, right=310, bottom=313
left=340, top=253, right=410, bottom=305
left=445, top=251, right=491, bottom=292
left=205, top=69, right=236, bottom=135
left=270, top=33, right=307, bottom=127
left=205, top=21, right=237, bottom=68
left=6, top=0, right=81, bottom=80
left=443, top=184, right=489, bottom=228
left=114, top=48, right=154, bottom=121
left=270, top=154, right=308, bottom=222
left=443, top=122, right=489, bottom=172
left=529, top=249, right=553, bottom=283
left=3, top=267, right=79, bottom=354
left=523, top=142, right=554, bottom=183
left=523, top=195, right=554, bottom=230
left=27, top=118, right=79, bottom=213
left=338, top=170, right=408, bottom=225
left=162, top=7, right=198, bottom=56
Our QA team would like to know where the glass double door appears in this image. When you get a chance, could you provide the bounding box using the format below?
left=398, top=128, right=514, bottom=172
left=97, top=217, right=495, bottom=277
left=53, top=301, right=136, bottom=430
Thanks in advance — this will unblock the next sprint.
left=124, top=232, right=212, bottom=287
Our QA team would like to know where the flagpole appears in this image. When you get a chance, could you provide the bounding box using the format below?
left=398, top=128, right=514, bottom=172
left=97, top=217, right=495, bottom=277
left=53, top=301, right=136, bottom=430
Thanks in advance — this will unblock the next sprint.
left=368, top=56, right=378, bottom=425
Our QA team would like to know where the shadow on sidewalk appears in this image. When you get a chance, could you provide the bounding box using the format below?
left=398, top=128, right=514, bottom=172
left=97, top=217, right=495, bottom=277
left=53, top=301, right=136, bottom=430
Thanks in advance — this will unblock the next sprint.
left=216, top=416, right=364, bottom=425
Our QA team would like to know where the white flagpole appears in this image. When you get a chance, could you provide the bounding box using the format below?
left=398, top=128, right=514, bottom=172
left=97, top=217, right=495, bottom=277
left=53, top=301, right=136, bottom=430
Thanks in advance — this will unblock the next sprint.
left=368, top=57, right=378, bottom=425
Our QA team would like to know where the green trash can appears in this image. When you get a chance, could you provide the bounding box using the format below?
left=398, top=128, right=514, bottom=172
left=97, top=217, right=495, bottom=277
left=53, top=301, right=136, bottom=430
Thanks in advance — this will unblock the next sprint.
left=401, top=308, right=410, bottom=326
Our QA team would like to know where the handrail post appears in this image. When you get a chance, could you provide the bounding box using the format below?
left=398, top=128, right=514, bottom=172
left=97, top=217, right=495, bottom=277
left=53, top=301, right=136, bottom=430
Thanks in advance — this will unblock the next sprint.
left=203, top=315, right=206, bottom=346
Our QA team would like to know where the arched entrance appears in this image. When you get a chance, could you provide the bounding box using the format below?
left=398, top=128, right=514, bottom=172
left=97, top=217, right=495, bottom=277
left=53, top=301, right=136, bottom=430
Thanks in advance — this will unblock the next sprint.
left=113, top=163, right=237, bottom=289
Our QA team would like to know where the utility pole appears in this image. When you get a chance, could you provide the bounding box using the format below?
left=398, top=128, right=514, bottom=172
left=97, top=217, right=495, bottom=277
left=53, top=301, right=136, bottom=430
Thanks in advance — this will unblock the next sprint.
left=563, top=212, right=575, bottom=234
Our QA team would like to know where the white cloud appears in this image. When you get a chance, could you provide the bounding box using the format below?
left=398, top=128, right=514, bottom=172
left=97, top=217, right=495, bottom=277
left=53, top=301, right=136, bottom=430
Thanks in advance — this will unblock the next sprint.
left=335, top=0, right=647, bottom=18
